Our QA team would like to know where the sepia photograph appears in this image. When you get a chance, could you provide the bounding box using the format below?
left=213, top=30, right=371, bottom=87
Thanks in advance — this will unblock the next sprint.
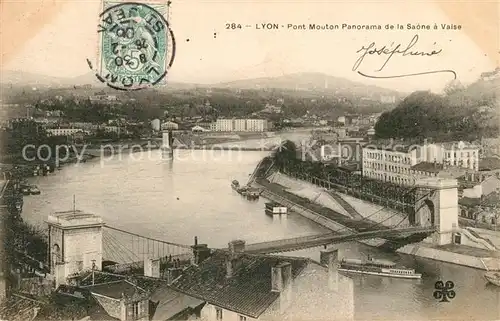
left=0, top=0, right=498, bottom=320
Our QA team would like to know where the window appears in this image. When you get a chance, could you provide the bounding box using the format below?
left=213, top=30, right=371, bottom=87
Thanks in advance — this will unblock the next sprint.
left=215, top=308, right=223, bottom=320
left=239, top=315, right=247, bottom=321
left=132, top=302, right=140, bottom=319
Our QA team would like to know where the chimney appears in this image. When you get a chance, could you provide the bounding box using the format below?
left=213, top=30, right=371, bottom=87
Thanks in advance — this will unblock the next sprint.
left=228, top=240, right=245, bottom=253
left=271, top=262, right=293, bottom=312
left=191, top=244, right=210, bottom=265
left=166, top=267, right=182, bottom=285
left=225, top=256, right=234, bottom=278
left=144, top=258, right=160, bottom=278
left=320, top=248, right=339, bottom=291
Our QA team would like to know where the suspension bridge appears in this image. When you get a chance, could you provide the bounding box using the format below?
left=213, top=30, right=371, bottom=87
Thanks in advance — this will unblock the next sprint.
left=100, top=225, right=193, bottom=272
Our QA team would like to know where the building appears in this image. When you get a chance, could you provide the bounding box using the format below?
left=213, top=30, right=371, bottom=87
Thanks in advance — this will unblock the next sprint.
left=246, top=119, right=268, bottom=132
left=192, top=125, right=208, bottom=133
left=214, top=119, right=269, bottom=132
left=170, top=241, right=354, bottom=321
left=46, top=128, right=88, bottom=137
left=362, top=141, right=480, bottom=186
left=162, top=121, right=179, bottom=131
left=460, top=173, right=500, bottom=198
left=151, top=119, right=161, bottom=131
left=234, top=119, right=247, bottom=132
left=104, top=126, right=121, bottom=134
left=47, top=210, right=104, bottom=287
left=380, top=95, right=396, bottom=104
left=33, top=275, right=205, bottom=321
left=215, top=119, right=234, bottom=132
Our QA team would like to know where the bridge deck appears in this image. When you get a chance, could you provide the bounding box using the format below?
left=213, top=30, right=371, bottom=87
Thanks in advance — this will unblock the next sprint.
left=241, top=226, right=436, bottom=254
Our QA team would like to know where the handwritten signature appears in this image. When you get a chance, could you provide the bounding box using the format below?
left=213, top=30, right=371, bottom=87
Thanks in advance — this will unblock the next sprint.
left=353, top=35, right=456, bottom=79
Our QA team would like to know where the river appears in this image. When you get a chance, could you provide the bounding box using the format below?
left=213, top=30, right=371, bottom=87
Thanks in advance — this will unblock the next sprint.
left=21, top=146, right=500, bottom=320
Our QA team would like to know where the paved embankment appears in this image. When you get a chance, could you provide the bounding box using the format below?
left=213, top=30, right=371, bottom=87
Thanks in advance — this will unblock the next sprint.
left=256, top=178, right=387, bottom=232
left=398, top=243, right=500, bottom=271
left=268, top=172, right=409, bottom=228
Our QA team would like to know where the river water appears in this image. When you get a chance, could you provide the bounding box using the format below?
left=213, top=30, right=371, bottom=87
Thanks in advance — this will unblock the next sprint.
left=21, top=144, right=500, bottom=320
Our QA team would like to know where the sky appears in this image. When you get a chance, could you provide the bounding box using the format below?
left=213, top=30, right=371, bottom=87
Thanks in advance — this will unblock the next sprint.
left=1, top=0, right=498, bottom=93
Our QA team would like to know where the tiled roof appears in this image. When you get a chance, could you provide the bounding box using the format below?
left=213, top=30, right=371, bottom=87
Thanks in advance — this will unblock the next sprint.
left=34, top=286, right=119, bottom=321
left=170, top=250, right=309, bottom=319
left=459, top=197, right=481, bottom=207
left=150, top=285, right=204, bottom=320
left=479, top=157, right=500, bottom=171
left=411, top=162, right=444, bottom=173
left=83, top=280, right=147, bottom=300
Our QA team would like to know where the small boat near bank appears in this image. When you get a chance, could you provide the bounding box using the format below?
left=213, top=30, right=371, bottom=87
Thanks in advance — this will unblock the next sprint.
left=484, top=271, right=500, bottom=286
left=339, top=257, right=422, bottom=279
left=231, top=181, right=260, bottom=200
left=265, top=202, right=287, bottom=215
left=20, top=184, right=41, bottom=195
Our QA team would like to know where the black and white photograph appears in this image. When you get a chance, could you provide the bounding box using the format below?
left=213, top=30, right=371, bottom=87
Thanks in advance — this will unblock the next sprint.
left=0, top=1, right=499, bottom=320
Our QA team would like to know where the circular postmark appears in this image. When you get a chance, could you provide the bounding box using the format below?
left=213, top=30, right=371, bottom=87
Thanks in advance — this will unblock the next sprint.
left=95, top=2, right=176, bottom=91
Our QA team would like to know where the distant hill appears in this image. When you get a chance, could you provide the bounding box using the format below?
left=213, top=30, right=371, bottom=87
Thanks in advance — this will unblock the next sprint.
left=0, top=70, right=200, bottom=90
left=215, top=72, right=403, bottom=97
left=0, top=70, right=67, bottom=87
left=1, top=70, right=402, bottom=97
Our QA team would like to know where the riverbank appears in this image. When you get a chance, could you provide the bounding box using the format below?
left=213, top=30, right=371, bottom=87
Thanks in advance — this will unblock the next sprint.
left=252, top=177, right=388, bottom=247
left=398, top=243, right=500, bottom=271
left=253, top=168, right=500, bottom=270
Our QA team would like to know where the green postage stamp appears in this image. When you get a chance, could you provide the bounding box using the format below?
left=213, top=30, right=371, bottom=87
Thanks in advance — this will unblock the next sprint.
left=95, top=0, right=175, bottom=90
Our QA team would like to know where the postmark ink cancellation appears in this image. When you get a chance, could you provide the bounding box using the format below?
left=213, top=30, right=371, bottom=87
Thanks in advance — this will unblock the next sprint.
left=93, top=1, right=176, bottom=91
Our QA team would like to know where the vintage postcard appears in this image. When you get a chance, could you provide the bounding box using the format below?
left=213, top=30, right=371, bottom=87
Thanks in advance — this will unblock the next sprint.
left=0, top=0, right=499, bottom=320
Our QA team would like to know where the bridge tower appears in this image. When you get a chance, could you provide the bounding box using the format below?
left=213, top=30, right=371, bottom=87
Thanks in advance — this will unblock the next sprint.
left=161, top=130, right=174, bottom=160
left=46, top=210, right=104, bottom=287
left=414, top=178, right=459, bottom=245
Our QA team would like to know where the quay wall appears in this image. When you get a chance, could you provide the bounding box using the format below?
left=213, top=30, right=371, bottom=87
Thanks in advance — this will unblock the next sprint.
left=267, top=172, right=350, bottom=217
left=397, top=243, right=500, bottom=271
left=256, top=184, right=386, bottom=247
left=269, top=172, right=408, bottom=228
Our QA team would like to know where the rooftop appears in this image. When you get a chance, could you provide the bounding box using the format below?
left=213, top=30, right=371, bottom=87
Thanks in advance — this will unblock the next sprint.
left=47, top=210, right=103, bottom=228
left=411, top=162, right=444, bottom=173
left=170, top=250, right=309, bottom=319
left=82, top=280, right=147, bottom=300
left=479, top=157, right=500, bottom=171
left=150, top=285, right=204, bottom=320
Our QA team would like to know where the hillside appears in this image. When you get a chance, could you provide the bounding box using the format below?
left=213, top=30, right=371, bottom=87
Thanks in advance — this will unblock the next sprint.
left=374, top=77, right=500, bottom=141
left=1, top=70, right=402, bottom=97
left=216, top=72, right=403, bottom=97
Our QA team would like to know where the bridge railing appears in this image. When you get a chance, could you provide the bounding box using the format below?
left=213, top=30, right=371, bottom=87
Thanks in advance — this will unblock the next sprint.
left=245, top=232, right=336, bottom=252
left=244, top=226, right=436, bottom=253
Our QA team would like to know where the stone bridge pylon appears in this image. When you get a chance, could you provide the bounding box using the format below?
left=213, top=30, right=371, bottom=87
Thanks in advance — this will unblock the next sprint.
left=413, top=177, right=459, bottom=246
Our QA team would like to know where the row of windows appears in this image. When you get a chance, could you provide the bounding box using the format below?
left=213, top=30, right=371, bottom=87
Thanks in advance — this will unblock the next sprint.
left=363, top=171, right=414, bottom=185
left=364, top=151, right=411, bottom=164
left=364, top=162, right=410, bottom=174
left=389, top=269, right=415, bottom=275
left=215, top=307, right=247, bottom=321
left=446, top=151, right=477, bottom=158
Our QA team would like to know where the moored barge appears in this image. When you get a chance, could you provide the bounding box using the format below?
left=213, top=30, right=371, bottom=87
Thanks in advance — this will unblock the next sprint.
left=265, top=202, right=287, bottom=215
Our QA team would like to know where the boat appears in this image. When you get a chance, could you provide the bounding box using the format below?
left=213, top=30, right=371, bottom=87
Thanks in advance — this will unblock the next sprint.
left=484, top=271, right=500, bottom=286
left=339, top=257, right=422, bottom=279
left=30, top=185, right=41, bottom=195
left=231, top=180, right=240, bottom=191
left=265, top=202, right=287, bottom=215
left=237, top=186, right=249, bottom=196
left=246, top=187, right=260, bottom=200
left=22, top=187, right=31, bottom=195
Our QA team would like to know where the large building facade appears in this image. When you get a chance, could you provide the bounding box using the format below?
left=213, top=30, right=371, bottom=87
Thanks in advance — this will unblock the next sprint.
left=214, top=119, right=269, bottom=132
left=362, top=141, right=479, bottom=186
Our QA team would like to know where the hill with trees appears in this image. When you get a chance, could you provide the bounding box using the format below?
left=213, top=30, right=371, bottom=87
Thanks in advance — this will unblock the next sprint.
left=374, top=77, right=499, bottom=141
